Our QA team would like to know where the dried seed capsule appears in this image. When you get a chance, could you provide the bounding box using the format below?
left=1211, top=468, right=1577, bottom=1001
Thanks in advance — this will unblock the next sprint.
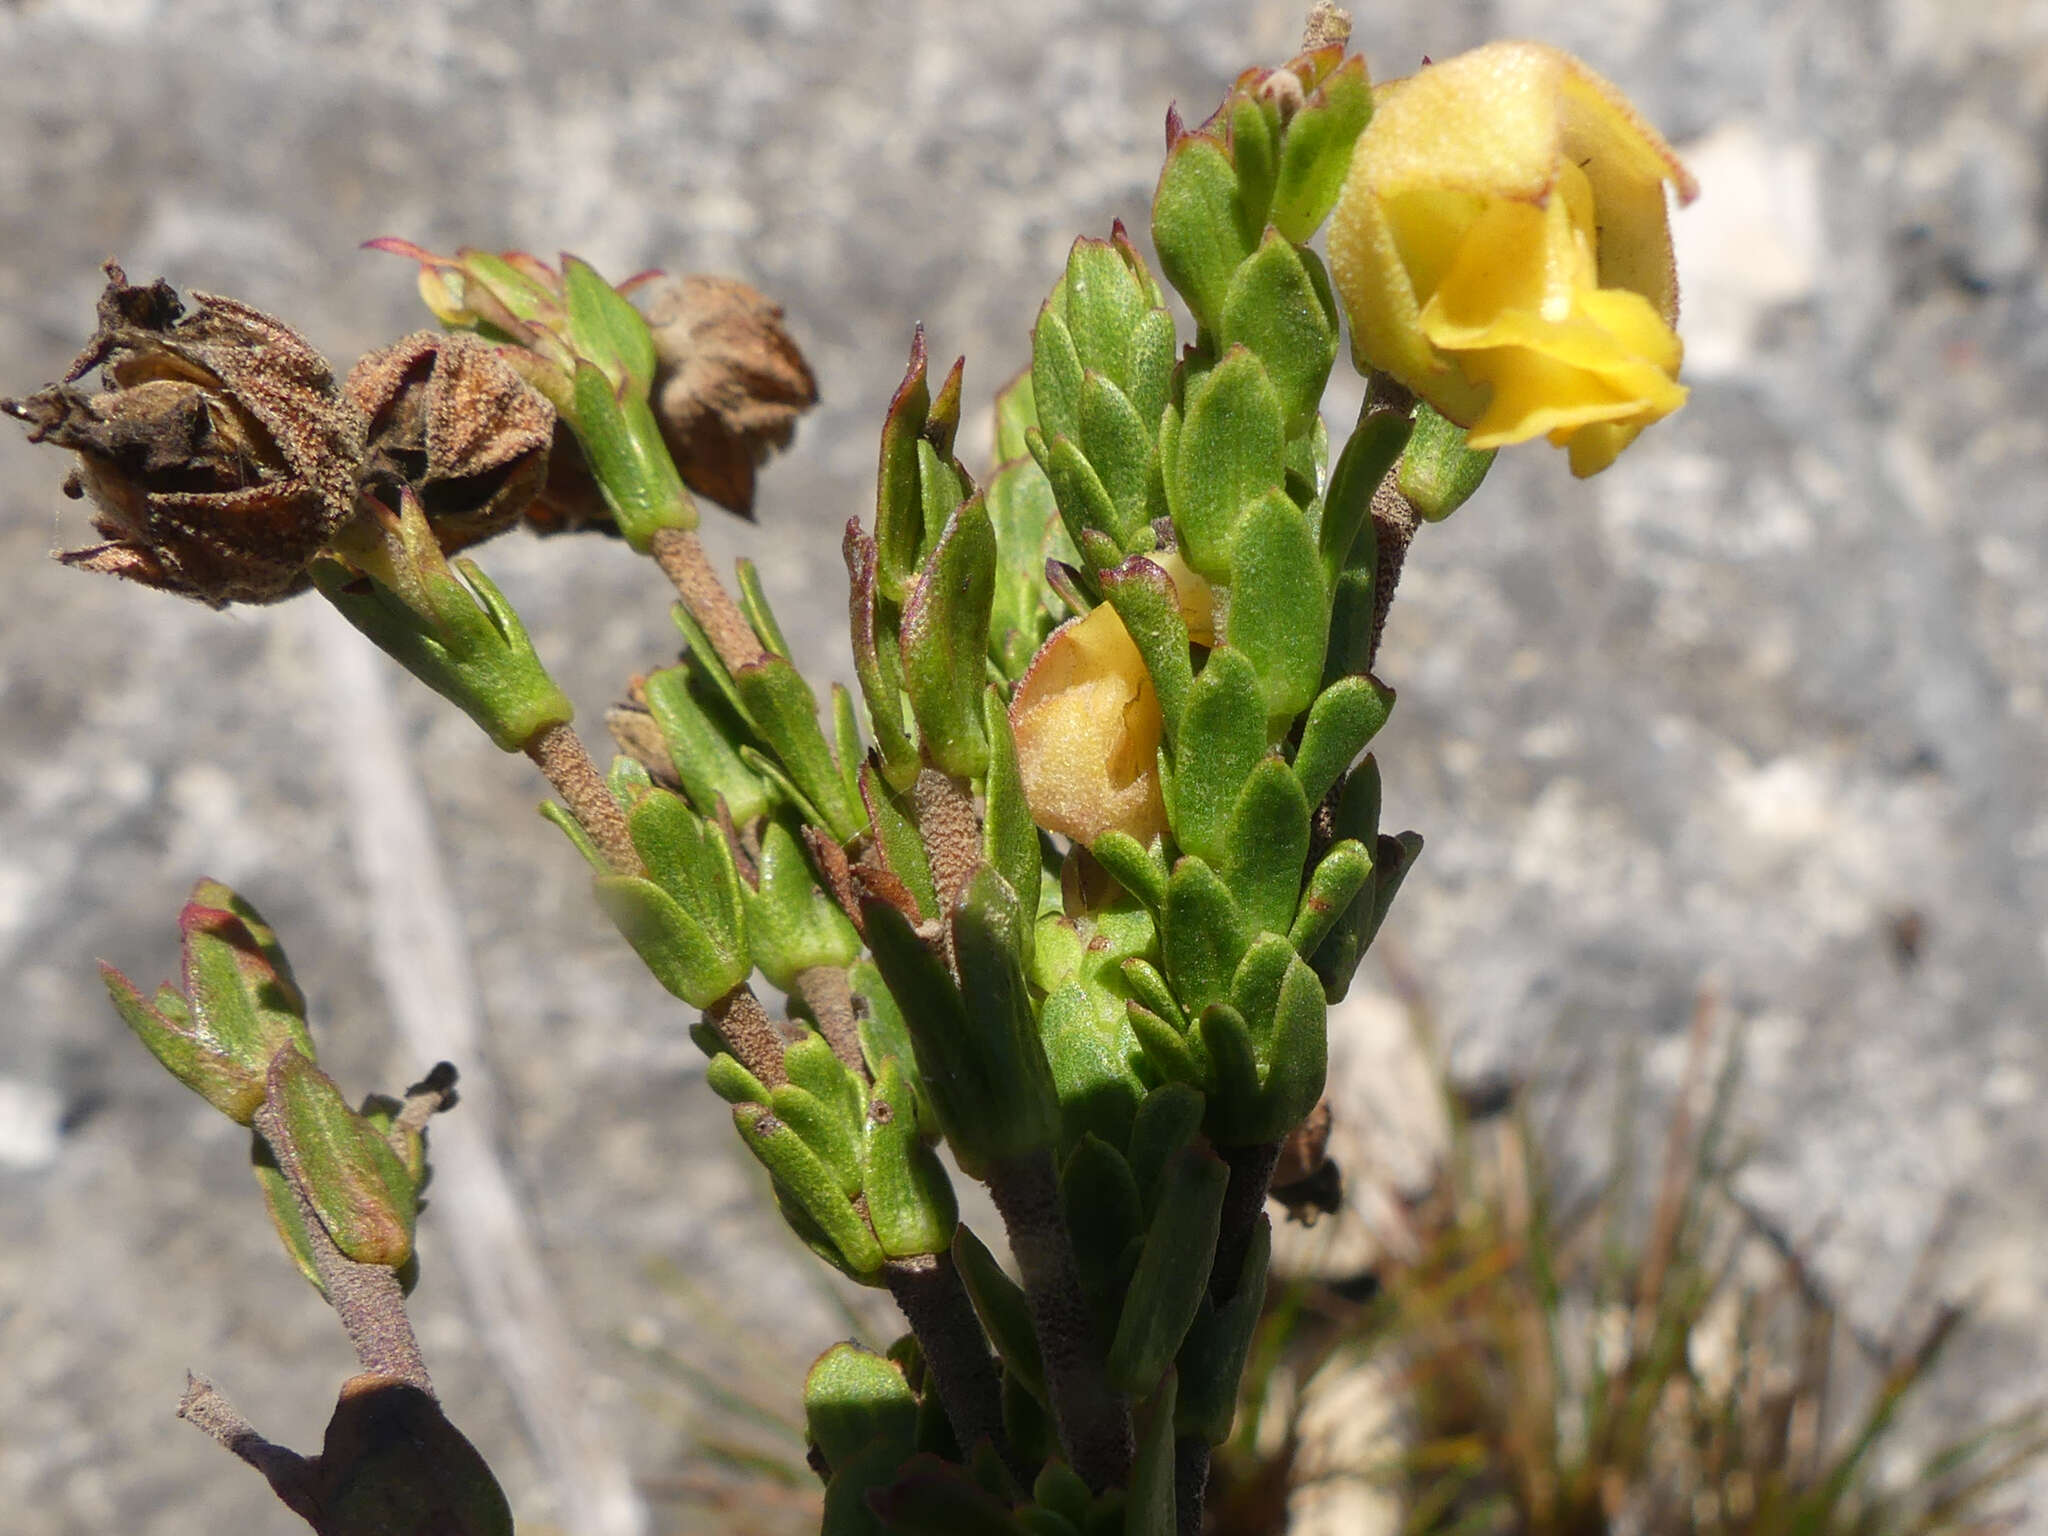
left=345, top=331, right=554, bottom=554
left=2, top=264, right=359, bottom=605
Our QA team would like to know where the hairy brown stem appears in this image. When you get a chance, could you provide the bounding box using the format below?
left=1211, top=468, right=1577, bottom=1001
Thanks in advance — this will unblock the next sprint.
left=911, top=769, right=982, bottom=918
left=177, top=1376, right=321, bottom=1519
left=648, top=526, right=768, bottom=670
left=793, top=964, right=864, bottom=1078
left=1366, top=478, right=1420, bottom=672
left=987, top=1150, right=1133, bottom=1492
left=252, top=1102, right=433, bottom=1392
left=883, top=1251, right=1014, bottom=1474
left=705, top=983, right=788, bottom=1088
left=526, top=721, right=644, bottom=876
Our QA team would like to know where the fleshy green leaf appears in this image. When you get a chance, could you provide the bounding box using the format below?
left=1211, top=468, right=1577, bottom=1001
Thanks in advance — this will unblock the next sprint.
left=1170, top=347, right=1285, bottom=581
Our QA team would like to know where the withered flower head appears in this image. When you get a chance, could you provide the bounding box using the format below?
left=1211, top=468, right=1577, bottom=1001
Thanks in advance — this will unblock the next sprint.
left=345, top=331, right=554, bottom=554
left=641, top=273, right=818, bottom=519
left=1, top=263, right=360, bottom=605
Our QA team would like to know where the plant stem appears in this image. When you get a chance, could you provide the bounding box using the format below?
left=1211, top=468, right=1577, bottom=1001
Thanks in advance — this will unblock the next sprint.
left=705, top=983, right=789, bottom=1088
left=793, top=964, right=865, bottom=1078
left=177, top=1377, right=322, bottom=1522
left=525, top=721, right=644, bottom=876
left=648, top=526, right=768, bottom=670
left=884, top=1251, right=1013, bottom=1474
left=987, top=1149, right=1133, bottom=1492
left=253, top=1102, right=433, bottom=1394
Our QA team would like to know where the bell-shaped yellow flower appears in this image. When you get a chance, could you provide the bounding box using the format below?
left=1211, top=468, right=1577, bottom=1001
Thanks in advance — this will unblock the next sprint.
left=1328, top=41, right=1698, bottom=476
left=1009, top=554, right=1214, bottom=848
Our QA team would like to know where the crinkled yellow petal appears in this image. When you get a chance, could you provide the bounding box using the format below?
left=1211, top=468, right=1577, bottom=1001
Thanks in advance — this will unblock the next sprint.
left=1328, top=40, right=1695, bottom=475
left=1008, top=605, right=1167, bottom=847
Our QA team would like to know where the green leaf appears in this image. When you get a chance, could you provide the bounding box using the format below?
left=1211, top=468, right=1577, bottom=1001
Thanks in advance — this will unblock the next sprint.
left=1398, top=401, right=1496, bottom=522
left=1126, top=308, right=1177, bottom=444
left=563, top=360, right=693, bottom=548
left=1090, top=831, right=1168, bottom=914
left=863, top=874, right=1058, bottom=1180
left=1254, top=946, right=1328, bottom=1140
left=1107, top=1144, right=1227, bottom=1394
left=876, top=332, right=934, bottom=602
left=1130, top=1081, right=1204, bottom=1228
left=732, top=656, right=866, bottom=842
left=1292, top=674, right=1394, bottom=808
left=987, top=456, right=1064, bottom=681
left=1173, top=1217, right=1270, bottom=1444
left=1153, top=132, right=1257, bottom=336
left=1164, top=648, right=1266, bottom=867
left=1060, top=236, right=1148, bottom=392
left=741, top=823, right=860, bottom=991
left=1118, top=958, right=1182, bottom=1031
left=1170, top=346, right=1285, bottom=581
left=595, top=874, right=748, bottom=1008
left=1226, top=490, right=1328, bottom=727
left=1032, top=428, right=1128, bottom=559
left=1031, top=302, right=1085, bottom=448
left=1195, top=1003, right=1262, bottom=1142
left=1288, top=839, right=1373, bottom=961
left=642, top=660, right=773, bottom=825
left=806, top=1342, right=920, bottom=1469
left=736, top=1102, right=883, bottom=1280
left=1218, top=233, right=1337, bottom=440
left=845, top=522, right=921, bottom=784
left=704, top=1052, right=771, bottom=1107
left=1039, top=982, right=1142, bottom=1156
left=863, top=1058, right=959, bottom=1258
left=560, top=254, right=657, bottom=391
left=1062, top=1134, right=1144, bottom=1340
left=861, top=763, right=938, bottom=923
left=1125, top=1368, right=1179, bottom=1536
left=1270, top=55, right=1373, bottom=242
left=313, top=541, right=575, bottom=755
left=1160, top=858, right=1253, bottom=1018
left=1228, top=95, right=1279, bottom=244
left=954, top=1224, right=1044, bottom=1401
left=994, top=368, right=1039, bottom=463
left=263, top=1051, right=417, bottom=1269
left=1221, top=756, right=1311, bottom=939
left=915, top=438, right=970, bottom=568
left=901, top=495, right=998, bottom=779
left=982, top=689, right=1043, bottom=936
left=1127, top=1004, right=1202, bottom=1090
left=1318, top=407, right=1408, bottom=581
left=733, top=558, right=791, bottom=659
left=1099, top=555, right=1194, bottom=742
left=1078, top=373, right=1154, bottom=545
left=772, top=1080, right=863, bottom=1197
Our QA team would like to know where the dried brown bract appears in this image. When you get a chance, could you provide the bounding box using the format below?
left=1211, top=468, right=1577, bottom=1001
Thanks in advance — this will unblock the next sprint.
left=643, top=273, right=818, bottom=518
left=346, top=332, right=554, bottom=555
left=1, top=263, right=360, bottom=606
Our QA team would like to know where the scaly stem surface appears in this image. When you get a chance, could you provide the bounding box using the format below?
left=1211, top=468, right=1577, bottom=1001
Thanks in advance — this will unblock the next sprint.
left=988, top=1149, right=1133, bottom=1492
left=884, top=1251, right=1014, bottom=1475
left=648, top=526, right=768, bottom=670
left=526, top=721, right=644, bottom=876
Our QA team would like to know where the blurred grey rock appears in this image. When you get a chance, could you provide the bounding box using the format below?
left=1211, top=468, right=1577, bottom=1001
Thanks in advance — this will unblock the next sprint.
left=2, top=0, right=2045, bottom=1532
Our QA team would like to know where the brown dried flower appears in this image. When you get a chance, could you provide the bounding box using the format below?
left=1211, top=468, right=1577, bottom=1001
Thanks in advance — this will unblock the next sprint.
left=2, top=264, right=360, bottom=606
left=642, top=274, right=818, bottom=519
left=346, top=332, right=554, bottom=554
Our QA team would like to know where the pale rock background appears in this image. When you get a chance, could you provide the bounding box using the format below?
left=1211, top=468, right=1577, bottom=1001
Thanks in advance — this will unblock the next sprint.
left=1, top=0, right=2044, bottom=1532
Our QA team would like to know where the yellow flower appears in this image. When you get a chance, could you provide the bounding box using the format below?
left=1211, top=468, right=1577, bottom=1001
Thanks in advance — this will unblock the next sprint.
left=1327, top=41, right=1698, bottom=476
left=1009, top=554, right=1213, bottom=848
